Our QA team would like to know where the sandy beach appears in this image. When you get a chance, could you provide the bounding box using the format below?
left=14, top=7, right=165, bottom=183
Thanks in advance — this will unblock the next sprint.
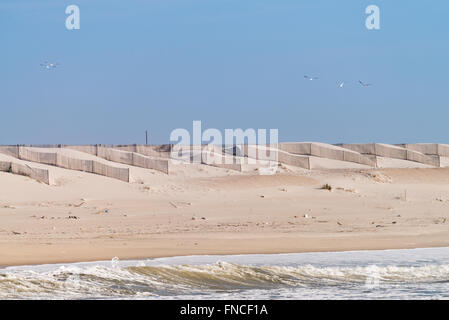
left=2, top=146, right=449, bottom=267
left=3, top=1, right=448, bottom=302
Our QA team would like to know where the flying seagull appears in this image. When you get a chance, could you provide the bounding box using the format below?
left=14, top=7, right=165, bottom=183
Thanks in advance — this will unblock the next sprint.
left=304, top=75, right=319, bottom=81
left=338, top=81, right=345, bottom=88
left=358, top=80, right=372, bottom=87
left=40, top=61, right=59, bottom=70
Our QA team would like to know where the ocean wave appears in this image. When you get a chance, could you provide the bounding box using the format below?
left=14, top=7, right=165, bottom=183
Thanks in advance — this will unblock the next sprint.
left=2, top=261, right=449, bottom=299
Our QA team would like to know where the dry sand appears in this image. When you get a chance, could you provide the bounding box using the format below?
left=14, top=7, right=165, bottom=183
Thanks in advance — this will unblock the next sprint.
left=2, top=152, right=449, bottom=267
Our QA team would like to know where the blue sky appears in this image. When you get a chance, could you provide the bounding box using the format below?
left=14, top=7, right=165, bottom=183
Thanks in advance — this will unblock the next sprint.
left=1, top=0, right=448, bottom=145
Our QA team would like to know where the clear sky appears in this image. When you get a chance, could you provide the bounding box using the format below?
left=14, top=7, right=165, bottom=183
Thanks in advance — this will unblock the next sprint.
left=1, top=0, right=448, bottom=145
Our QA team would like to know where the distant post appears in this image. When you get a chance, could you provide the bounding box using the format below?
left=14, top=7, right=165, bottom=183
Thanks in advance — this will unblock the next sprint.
left=145, top=130, right=148, bottom=145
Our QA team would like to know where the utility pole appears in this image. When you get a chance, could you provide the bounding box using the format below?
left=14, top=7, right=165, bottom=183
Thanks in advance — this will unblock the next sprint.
left=145, top=130, right=148, bottom=145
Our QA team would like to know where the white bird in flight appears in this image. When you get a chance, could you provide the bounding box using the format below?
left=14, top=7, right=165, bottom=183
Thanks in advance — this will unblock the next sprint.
left=304, top=75, right=319, bottom=81
left=358, top=80, right=372, bottom=87
left=40, top=61, right=59, bottom=70
left=338, top=81, right=345, bottom=88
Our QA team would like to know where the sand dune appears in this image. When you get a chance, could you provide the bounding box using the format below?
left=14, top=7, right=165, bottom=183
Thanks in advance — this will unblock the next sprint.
left=2, top=144, right=449, bottom=266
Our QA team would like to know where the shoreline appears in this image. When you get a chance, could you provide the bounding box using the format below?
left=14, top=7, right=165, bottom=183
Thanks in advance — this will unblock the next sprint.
left=3, top=232, right=449, bottom=268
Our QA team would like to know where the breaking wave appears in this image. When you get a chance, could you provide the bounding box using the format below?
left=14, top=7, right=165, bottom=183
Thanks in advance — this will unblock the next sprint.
left=3, top=256, right=449, bottom=299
